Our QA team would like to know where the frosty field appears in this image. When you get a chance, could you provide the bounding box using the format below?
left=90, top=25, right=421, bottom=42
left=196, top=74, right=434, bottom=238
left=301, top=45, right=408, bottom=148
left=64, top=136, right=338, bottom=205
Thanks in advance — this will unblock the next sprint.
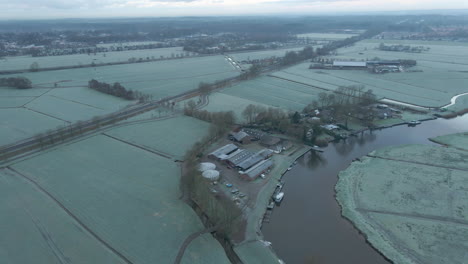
left=0, top=168, right=126, bottom=264
left=0, top=47, right=187, bottom=71
left=296, top=33, right=358, bottom=40
left=217, top=76, right=322, bottom=112
left=229, top=47, right=306, bottom=62
left=201, top=92, right=274, bottom=122
left=10, top=134, right=229, bottom=264
left=4, top=55, right=239, bottom=99
left=431, top=132, right=468, bottom=151
left=0, top=86, right=131, bottom=146
left=0, top=108, right=66, bottom=146
left=336, top=141, right=468, bottom=264
left=106, top=115, right=211, bottom=160
left=269, top=39, right=468, bottom=108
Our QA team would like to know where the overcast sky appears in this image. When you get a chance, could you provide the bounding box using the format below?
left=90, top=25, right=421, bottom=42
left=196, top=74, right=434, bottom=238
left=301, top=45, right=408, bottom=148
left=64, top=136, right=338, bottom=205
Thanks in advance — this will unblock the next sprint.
left=1, top=0, right=467, bottom=19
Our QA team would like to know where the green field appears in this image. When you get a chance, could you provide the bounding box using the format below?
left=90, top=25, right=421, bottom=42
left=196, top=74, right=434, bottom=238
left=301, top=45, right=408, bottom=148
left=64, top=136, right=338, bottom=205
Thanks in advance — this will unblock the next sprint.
left=431, top=132, right=468, bottom=150
left=217, top=76, right=322, bottom=112
left=297, top=33, right=358, bottom=40
left=0, top=108, right=66, bottom=146
left=267, top=39, right=468, bottom=108
left=0, top=86, right=131, bottom=146
left=202, top=92, right=274, bottom=122
left=0, top=168, right=126, bottom=264
left=229, top=47, right=306, bottom=62
left=0, top=47, right=188, bottom=71
left=10, top=134, right=230, bottom=264
left=106, top=116, right=211, bottom=160
left=336, top=142, right=468, bottom=264
left=4, top=55, right=239, bottom=99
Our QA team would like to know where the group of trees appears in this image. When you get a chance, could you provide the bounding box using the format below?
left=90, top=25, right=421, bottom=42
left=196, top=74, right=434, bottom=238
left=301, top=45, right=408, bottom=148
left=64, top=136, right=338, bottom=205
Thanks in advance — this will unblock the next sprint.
left=281, top=46, right=315, bottom=66
left=0, top=77, right=32, bottom=89
left=88, top=79, right=151, bottom=102
left=184, top=100, right=236, bottom=129
left=304, top=85, right=378, bottom=127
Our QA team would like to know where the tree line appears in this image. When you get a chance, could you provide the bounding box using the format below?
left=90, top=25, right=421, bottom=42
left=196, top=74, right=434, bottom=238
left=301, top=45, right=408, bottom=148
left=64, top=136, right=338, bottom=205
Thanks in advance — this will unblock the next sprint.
left=88, top=79, right=151, bottom=102
left=0, top=77, right=32, bottom=89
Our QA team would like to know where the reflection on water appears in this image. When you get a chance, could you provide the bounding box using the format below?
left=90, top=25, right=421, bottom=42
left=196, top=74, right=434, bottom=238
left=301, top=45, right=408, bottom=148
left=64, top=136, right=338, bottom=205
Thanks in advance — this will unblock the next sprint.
left=262, top=115, right=468, bottom=264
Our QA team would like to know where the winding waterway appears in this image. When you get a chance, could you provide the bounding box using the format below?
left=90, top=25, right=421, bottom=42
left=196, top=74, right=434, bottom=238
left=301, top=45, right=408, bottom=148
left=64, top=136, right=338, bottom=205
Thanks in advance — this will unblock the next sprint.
left=262, top=114, right=468, bottom=264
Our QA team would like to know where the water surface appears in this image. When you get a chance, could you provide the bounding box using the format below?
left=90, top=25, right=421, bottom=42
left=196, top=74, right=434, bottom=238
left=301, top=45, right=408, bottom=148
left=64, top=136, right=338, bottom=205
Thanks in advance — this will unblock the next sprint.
left=262, top=115, right=468, bottom=264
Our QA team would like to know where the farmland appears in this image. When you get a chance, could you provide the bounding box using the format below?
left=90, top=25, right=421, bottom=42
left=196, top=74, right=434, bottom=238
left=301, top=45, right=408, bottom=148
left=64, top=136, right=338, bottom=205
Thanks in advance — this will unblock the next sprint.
left=228, top=47, right=307, bottom=62
left=3, top=55, right=239, bottom=99
left=210, top=76, right=322, bottom=114
left=431, top=132, right=468, bottom=150
left=296, top=32, right=358, bottom=40
left=0, top=54, right=237, bottom=146
left=0, top=168, right=126, bottom=264
left=106, top=115, right=211, bottom=160
left=268, top=39, right=468, bottom=108
left=0, top=47, right=188, bottom=71
left=336, top=142, right=468, bottom=264
left=9, top=134, right=230, bottom=264
left=0, top=86, right=130, bottom=146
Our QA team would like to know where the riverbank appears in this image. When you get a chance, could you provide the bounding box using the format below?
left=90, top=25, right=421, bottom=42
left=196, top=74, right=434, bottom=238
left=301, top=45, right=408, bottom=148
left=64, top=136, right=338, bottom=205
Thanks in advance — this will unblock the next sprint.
left=335, top=135, right=468, bottom=264
left=233, top=144, right=312, bottom=264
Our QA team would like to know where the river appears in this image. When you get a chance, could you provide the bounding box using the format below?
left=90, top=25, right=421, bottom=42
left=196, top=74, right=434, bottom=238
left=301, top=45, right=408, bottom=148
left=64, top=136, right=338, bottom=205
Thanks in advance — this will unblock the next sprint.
left=262, top=114, right=468, bottom=264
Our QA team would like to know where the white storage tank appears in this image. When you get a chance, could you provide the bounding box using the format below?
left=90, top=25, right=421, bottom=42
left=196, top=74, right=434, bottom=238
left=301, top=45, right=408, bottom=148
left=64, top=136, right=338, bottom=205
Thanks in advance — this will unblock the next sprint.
left=202, top=170, right=220, bottom=181
left=198, top=162, right=216, bottom=172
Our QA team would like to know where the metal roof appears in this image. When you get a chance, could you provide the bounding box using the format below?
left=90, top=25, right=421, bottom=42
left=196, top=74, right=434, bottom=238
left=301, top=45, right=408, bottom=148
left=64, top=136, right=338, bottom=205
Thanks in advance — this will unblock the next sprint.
left=237, top=149, right=269, bottom=170
left=242, top=159, right=273, bottom=179
left=226, top=150, right=254, bottom=166
left=209, top=144, right=238, bottom=159
left=333, top=61, right=367, bottom=67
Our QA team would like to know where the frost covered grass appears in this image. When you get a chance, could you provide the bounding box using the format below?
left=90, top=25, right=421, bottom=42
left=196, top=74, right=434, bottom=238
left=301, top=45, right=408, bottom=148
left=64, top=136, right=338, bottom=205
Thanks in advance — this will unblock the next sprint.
left=431, top=132, right=468, bottom=151
left=0, top=47, right=187, bottom=71
left=218, top=76, right=322, bottom=112
left=336, top=139, right=468, bottom=264
left=106, top=116, right=211, bottom=160
left=0, top=108, right=66, bottom=146
left=3, top=55, right=239, bottom=99
left=229, top=47, right=306, bottom=61
left=11, top=135, right=230, bottom=264
left=0, top=168, right=126, bottom=264
left=270, top=39, right=468, bottom=108
left=296, top=33, right=358, bottom=40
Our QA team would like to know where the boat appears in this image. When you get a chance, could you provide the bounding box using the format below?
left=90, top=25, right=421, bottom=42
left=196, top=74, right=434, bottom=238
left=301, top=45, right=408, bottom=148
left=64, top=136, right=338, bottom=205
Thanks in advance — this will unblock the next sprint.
left=274, top=192, right=284, bottom=203
left=408, top=120, right=421, bottom=126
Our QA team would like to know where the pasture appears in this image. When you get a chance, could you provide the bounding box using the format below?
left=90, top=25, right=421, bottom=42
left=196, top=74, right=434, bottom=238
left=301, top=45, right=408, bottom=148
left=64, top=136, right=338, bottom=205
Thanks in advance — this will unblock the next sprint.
left=0, top=47, right=187, bottom=71
left=229, top=47, right=306, bottom=62
left=11, top=134, right=230, bottom=264
left=336, top=143, right=468, bottom=264
left=269, top=39, right=468, bottom=107
left=296, top=33, right=358, bottom=40
left=0, top=168, right=126, bottom=264
left=217, top=76, right=323, bottom=112
left=4, top=55, right=239, bottom=99
left=0, top=86, right=131, bottom=146
left=106, top=115, right=211, bottom=160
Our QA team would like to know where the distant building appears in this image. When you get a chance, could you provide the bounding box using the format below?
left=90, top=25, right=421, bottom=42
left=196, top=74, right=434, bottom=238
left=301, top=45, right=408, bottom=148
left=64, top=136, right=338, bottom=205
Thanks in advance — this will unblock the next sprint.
left=332, top=61, right=367, bottom=69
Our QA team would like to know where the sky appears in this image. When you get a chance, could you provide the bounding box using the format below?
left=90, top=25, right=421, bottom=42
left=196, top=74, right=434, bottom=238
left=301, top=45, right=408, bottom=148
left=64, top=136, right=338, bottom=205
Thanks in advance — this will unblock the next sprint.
left=1, top=0, right=467, bottom=19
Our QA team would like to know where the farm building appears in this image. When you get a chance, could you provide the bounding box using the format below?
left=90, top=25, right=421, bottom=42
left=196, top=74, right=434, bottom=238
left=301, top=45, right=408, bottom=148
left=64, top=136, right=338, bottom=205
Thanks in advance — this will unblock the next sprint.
left=260, top=136, right=281, bottom=149
left=237, top=149, right=273, bottom=171
left=229, top=131, right=251, bottom=144
left=240, top=159, right=273, bottom=181
left=332, top=61, right=367, bottom=69
left=225, top=149, right=254, bottom=167
left=209, top=144, right=239, bottom=160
